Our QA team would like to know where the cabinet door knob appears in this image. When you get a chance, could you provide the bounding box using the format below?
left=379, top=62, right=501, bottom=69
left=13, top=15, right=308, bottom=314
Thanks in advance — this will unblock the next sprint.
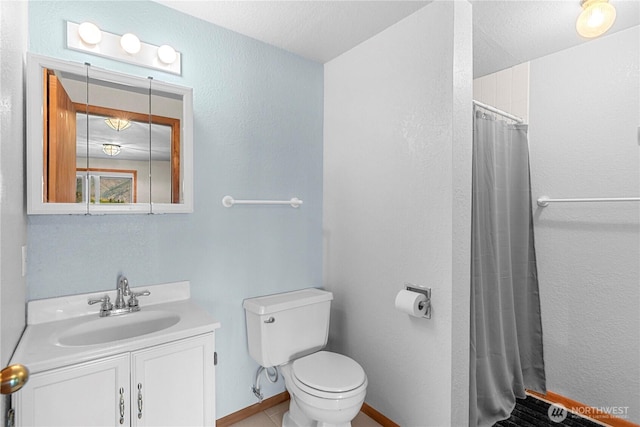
left=119, top=387, right=125, bottom=424
left=137, top=383, right=143, bottom=419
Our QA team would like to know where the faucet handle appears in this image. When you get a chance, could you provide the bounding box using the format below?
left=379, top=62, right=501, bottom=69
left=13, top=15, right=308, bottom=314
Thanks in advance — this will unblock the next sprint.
left=88, top=294, right=111, bottom=305
left=88, top=294, right=113, bottom=313
left=128, top=290, right=150, bottom=308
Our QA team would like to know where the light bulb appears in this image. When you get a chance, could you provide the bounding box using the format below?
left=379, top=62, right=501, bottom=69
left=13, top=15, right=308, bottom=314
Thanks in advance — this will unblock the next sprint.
left=587, top=8, right=605, bottom=27
left=78, top=22, right=102, bottom=45
left=157, top=45, right=177, bottom=64
left=576, top=0, right=616, bottom=38
left=120, top=33, right=141, bottom=55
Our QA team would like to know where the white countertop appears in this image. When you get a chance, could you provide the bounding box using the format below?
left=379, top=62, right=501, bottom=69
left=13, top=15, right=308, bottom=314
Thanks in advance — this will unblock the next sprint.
left=11, top=281, right=221, bottom=374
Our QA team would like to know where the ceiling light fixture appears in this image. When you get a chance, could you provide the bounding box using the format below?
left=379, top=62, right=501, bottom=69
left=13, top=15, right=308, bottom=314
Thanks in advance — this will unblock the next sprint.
left=576, top=0, right=617, bottom=38
left=78, top=22, right=102, bottom=45
left=102, top=144, right=121, bottom=157
left=120, top=33, right=141, bottom=54
left=157, top=45, right=177, bottom=64
left=104, top=118, right=131, bottom=131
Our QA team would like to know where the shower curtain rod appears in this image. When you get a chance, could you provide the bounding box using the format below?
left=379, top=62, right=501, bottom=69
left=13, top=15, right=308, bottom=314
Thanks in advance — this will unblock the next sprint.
left=537, top=196, right=640, bottom=207
left=473, top=100, right=524, bottom=123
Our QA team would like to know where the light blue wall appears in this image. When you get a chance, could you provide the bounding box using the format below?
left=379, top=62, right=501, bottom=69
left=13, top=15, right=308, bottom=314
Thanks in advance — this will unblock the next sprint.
left=27, top=0, right=323, bottom=418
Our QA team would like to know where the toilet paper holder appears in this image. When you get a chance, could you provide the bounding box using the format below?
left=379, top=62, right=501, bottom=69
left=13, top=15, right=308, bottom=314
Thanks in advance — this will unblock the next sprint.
left=405, top=284, right=431, bottom=319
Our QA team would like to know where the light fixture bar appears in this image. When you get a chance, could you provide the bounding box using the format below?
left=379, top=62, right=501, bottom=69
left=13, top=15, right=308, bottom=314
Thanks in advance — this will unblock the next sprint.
left=66, top=21, right=181, bottom=75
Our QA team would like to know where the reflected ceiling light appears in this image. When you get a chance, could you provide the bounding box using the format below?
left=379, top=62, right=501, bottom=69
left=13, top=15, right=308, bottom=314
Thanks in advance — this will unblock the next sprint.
left=102, top=144, right=121, bottom=156
left=120, top=33, right=141, bottom=54
left=157, top=45, right=177, bottom=64
left=78, top=22, right=102, bottom=45
left=576, top=0, right=617, bottom=38
left=104, top=118, right=131, bottom=131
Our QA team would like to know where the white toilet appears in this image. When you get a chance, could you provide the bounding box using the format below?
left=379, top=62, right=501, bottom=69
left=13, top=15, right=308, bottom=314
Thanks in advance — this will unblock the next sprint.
left=243, top=288, right=368, bottom=427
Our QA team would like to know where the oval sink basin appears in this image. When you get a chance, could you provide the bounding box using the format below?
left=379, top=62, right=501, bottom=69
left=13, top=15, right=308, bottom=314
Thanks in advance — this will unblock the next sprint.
left=57, top=311, right=180, bottom=347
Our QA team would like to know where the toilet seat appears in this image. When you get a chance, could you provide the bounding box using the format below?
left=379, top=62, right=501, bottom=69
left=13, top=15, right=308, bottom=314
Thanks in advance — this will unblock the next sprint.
left=291, top=351, right=367, bottom=399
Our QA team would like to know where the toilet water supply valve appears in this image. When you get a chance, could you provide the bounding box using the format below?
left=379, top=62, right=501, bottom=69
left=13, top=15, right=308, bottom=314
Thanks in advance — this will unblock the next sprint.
left=252, top=366, right=279, bottom=402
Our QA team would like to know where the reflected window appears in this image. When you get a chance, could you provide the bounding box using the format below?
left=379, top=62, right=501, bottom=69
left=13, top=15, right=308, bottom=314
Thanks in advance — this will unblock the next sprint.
left=76, top=169, right=137, bottom=204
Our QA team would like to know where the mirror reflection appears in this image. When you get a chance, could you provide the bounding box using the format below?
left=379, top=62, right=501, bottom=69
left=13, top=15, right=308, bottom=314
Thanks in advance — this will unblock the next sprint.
left=41, top=66, right=183, bottom=208
left=74, top=106, right=178, bottom=204
left=28, top=54, right=193, bottom=214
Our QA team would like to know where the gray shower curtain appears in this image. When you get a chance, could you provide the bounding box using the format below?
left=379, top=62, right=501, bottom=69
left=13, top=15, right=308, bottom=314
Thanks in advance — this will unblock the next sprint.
left=469, top=110, right=546, bottom=427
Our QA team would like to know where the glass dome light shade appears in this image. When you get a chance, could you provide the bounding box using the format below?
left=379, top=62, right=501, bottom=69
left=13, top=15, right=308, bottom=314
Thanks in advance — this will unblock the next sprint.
left=576, top=0, right=616, bottom=38
left=102, top=144, right=121, bottom=156
left=104, top=118, right=131, bottom=131
left=157, top=45, right=177, bottom=64
left=78, top=22, right=102, bottom=45
left=120, top=33, right=141, bottom=54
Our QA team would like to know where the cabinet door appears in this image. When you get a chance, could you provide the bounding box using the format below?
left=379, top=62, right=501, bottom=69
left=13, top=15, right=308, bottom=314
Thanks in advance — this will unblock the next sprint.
left=13, top=354, right=130, bottom=427
left=131, top=334, right=214, bottom=427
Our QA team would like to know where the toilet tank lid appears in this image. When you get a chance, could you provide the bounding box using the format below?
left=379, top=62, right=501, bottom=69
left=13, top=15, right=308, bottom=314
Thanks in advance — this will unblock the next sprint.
left=243, top=288, right=333, bottom=315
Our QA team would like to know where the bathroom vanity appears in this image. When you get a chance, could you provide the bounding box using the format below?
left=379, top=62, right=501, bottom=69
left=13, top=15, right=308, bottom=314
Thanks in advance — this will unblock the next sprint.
left=9, top=282, right=220, bottom=426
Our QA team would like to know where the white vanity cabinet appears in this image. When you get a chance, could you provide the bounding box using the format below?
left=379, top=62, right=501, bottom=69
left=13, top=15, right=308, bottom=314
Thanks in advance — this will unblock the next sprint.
left=13, top=334, right=215, bottom=427
left=131, top=334, right=214, bottom=426
left=14, top=354, right=130, bottom=426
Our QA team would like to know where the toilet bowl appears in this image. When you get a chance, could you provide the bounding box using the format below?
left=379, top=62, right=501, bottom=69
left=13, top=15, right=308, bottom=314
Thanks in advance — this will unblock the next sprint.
left=281, top=351, right=367, bottom=427
left=243, top=288, right=368, bottom=427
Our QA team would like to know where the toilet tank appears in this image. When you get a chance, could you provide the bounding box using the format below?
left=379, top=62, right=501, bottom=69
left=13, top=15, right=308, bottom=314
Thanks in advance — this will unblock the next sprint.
left=243, top=288, right=333, bottom=368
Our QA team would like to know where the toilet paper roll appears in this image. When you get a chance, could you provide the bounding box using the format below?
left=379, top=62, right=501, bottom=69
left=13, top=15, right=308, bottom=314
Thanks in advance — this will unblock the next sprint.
left=395, top=289, right=428, bottom=317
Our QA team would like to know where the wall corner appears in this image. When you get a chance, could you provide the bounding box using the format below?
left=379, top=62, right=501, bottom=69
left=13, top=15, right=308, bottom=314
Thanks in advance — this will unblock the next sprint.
left=451, top=1, right=473, bottom=426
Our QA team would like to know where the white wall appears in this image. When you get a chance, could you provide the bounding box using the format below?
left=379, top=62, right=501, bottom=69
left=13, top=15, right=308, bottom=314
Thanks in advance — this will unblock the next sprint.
left=323, top=1, right=472, bottom=425
left=473, top=62, right=529, bottom=122
left=0, top=0, right=28, bottom=420
left=28, top=1, right=324, bottom=418
left=529, top=26, right=640, bottom=423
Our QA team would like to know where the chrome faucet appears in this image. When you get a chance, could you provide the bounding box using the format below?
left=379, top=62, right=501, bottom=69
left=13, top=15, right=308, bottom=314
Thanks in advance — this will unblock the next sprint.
left=115, top=276, right=130, bottom=310
left=88, top=275, right=151, bottom=317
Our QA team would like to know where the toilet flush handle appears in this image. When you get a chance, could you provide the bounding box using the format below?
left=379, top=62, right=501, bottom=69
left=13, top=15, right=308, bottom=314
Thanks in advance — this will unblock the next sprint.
left=264, top=317, right=275, bottom=324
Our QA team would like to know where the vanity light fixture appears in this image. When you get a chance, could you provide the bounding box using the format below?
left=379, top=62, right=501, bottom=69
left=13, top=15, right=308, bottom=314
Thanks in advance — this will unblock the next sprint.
left=102, top=144, right=121, bottom=157
left=104, top=118, right=131, bottom=131
left=157, top=44, right=177, bottom=65
left=66, top=21, right=182, bottom=75
left=576, top=0, right=617, bottom=38
left=78, top=22, right=102, bottom=45
left=120, top=33, right=141, bottom=55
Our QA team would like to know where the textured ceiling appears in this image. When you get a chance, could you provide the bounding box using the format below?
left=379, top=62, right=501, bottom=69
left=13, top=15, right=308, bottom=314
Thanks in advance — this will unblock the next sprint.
left=155, top=0, right=640, bottom=77
left=471, top=0, right=640, bottom=77
left=155, top=1, right=429, bottom=63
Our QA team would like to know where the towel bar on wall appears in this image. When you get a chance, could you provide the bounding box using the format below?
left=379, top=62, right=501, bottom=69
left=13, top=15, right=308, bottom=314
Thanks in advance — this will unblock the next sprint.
left=222, top=195, right=303, bottom=208
left=537, top=196, right=640, bottom=207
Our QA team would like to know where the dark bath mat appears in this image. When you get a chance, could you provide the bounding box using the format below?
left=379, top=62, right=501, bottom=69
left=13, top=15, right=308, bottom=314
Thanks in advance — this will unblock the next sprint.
left=493, top=395, right=605, bottom=427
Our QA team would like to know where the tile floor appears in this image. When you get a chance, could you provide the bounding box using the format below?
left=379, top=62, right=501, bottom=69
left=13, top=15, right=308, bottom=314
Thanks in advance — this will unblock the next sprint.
left=227, top=401, right=383, bottom=427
